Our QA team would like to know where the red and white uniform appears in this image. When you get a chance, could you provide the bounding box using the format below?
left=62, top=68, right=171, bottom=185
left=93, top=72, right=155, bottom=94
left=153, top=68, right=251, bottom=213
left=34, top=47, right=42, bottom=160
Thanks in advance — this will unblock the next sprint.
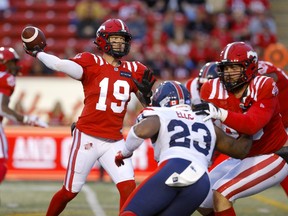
left=0, top=71, right=15, bottom=159
left=59, top=52, right=146, bottom=192
left=258, top=60, right=288, bottom=129
left=71, top=52, right=145, bottom=140
left=199, top=76, right=288, bottom=207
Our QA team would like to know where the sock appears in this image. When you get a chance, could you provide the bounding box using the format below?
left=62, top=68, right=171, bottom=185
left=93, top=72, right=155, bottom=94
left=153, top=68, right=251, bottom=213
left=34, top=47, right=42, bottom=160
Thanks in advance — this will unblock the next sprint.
left=116, top=180, right=136, bottom=210
left=120, top=211, right=137, bottom=216
left=46, top=186, right=78, bottom=216
left=280, top=176, right=288, bottom=196
left=215, top=207, right=236, bottom=216
left=0, top=158, right=7, bottom=184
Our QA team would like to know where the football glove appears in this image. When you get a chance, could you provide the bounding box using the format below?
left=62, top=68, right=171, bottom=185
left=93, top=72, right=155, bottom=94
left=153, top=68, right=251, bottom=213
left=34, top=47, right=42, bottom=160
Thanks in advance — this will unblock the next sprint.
left=23, top=45, right=44, bottom=57
left=275, top=146, right=288, bottom=163
left=23, top=115, right=48, bottom=128
left=115, top=151, right=133, bottom=167
left=71, top=122, right=76, bottom=136
left=193, top=102, right=228, bottom=122
left=133, top=68, right=156, bottom=104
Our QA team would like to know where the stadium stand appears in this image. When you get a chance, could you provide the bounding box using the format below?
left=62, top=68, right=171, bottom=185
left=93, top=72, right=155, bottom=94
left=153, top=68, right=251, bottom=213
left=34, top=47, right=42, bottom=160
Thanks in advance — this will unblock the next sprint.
left=0, top=0, right=92, bottom=56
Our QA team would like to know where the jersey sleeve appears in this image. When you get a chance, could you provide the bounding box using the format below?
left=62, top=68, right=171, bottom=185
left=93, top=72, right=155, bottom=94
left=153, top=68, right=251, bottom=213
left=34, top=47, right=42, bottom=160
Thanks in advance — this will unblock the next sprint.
left=130, top=61, right=148, bottom=86
left=224, top=78, right=279, bottom=135
left=70, top=52, right=96, bottom=67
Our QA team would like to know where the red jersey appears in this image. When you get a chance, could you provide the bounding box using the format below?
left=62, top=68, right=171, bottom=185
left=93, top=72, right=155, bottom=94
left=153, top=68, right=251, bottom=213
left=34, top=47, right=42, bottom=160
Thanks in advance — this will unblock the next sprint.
left=258, top=60, right=288, bottom=128
left=0, top=71, right=15, bottom=123
left=70, top=52, right=146, bottom=140
left=200, top=76, right=287, bottom=157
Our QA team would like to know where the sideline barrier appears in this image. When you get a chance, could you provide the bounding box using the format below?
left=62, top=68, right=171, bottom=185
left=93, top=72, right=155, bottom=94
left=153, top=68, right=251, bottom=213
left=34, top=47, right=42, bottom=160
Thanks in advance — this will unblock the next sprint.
left=5, top=126, right=157, bottom=182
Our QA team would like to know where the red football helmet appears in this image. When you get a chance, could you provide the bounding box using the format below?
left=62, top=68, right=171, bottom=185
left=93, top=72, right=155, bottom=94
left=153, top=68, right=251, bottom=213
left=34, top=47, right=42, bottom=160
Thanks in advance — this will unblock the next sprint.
left=198, top=61, right=219, bottom=87
left=0, top=47, right=20, bottom=75
left=218, top=42, right=258, bottom=92
left=94, top=18, right=132, bottom=58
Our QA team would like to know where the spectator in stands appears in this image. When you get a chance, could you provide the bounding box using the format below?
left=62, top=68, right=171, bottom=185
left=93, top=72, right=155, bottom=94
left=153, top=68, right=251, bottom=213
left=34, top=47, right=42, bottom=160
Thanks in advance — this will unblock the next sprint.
left=210, top=13, right=233, bottom=49
left=229, top=6, right=251, bottom=41
left=0, top=0, right=9, bottom=18
left=251, top=22, right=277, bottom=50
left=74, top=0, right=109, bottom=39
left=248, top=6, right=276, bottom=36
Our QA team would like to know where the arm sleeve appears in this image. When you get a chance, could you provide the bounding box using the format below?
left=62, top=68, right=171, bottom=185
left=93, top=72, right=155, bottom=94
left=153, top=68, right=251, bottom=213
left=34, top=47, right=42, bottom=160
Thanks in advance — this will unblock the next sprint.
left=0, top=94, right=22, bottom=122
left=223, top=97, right=277, bottom=135
left=122, top=126, right=145, bottom=156
left=37, top=52, right=83, bottom=80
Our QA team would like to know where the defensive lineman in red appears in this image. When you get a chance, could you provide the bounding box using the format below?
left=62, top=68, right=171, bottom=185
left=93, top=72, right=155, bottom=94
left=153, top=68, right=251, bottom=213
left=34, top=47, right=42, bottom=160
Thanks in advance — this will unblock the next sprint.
left=23, top=18, right=156, bottom=216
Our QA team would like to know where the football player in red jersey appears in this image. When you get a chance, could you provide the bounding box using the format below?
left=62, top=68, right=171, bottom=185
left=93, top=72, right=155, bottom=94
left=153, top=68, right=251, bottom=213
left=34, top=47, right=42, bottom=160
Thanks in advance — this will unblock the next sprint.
left=193, top=42, right=288, bottom=216
left=204, top=59, right=288, bottom=194
left=23, top=18, right=156, bottom=216
left=257, top=60, right=288, bottom=196
left=258, top=60, right=288, bottom=130
left=0, top=47, right=47, bottom=184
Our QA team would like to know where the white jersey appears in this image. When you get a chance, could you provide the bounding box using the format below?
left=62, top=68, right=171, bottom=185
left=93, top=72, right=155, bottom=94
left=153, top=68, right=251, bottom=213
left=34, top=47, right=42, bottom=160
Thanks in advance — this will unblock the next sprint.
left=140, top=106, right=216, bottom=171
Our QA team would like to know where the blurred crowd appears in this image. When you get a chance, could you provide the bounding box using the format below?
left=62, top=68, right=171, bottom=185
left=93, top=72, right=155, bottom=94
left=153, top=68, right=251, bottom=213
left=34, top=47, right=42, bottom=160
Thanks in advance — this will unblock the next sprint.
left=6, top=0, right=277, bottom=80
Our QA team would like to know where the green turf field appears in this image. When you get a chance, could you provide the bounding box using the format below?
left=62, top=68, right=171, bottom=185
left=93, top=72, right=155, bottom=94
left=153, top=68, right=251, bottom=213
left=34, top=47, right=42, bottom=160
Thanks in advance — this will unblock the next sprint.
left=0, top=180, right=287, bottom=216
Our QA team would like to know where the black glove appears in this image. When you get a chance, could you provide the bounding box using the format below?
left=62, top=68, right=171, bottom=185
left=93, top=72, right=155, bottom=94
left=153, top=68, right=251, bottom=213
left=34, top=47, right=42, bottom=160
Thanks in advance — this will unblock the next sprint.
left=192, top=102, right=210, bottom=115
left=133, top=68, right=156, bottom=96
left=23, top=45, right=44, bottom=57
left=275, top=146, right=288, bottom=163
left=133, top=68, right=156, bottom=104
left=70, top=122, right=76, bottom=136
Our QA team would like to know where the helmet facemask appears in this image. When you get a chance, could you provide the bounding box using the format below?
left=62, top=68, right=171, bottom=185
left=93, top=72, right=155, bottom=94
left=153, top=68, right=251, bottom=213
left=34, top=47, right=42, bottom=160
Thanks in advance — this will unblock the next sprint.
left=218, top=62, right=245, bottom=92
left=107, top=33, right=131, bottom=58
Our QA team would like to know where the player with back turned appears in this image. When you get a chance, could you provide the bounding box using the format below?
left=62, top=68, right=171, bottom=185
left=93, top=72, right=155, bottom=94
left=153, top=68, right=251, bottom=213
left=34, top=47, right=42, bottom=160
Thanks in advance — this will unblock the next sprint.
left=22, top=18, right=156, bottom=216
left=0, top=47, right=47, bottom=185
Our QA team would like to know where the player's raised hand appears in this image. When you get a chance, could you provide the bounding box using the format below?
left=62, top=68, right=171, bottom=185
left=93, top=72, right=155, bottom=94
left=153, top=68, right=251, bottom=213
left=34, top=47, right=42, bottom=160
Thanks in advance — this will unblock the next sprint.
left=115, top=151, right=133, bottom=167
left=23, top=45, right=44, bottom=57
left=23, top=115, right=48, bottom=128
left=133, top=68, right=156, bottom=97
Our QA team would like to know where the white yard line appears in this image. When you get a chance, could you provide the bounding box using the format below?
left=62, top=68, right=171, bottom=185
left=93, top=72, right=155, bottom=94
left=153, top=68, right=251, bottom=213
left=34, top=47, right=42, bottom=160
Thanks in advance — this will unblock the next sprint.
left=82, top=185, right=107, bottom=216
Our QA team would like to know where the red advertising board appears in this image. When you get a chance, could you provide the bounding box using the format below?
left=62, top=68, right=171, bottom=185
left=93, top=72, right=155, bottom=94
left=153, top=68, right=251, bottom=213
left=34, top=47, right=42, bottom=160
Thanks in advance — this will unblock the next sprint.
left=5, top=126, right=157, bottom=181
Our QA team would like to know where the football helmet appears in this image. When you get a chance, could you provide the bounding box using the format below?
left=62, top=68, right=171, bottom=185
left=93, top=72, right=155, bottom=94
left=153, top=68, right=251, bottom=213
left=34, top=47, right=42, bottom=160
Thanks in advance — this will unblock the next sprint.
left=218, top=42, right=258, bottom=92
left=0, top=47, right=20, bottom=75
left=151, top=81, right=191, bottom=107
left=94, top=18, right=132, bottom=58
left=198, top=61, right=219, bottom=87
